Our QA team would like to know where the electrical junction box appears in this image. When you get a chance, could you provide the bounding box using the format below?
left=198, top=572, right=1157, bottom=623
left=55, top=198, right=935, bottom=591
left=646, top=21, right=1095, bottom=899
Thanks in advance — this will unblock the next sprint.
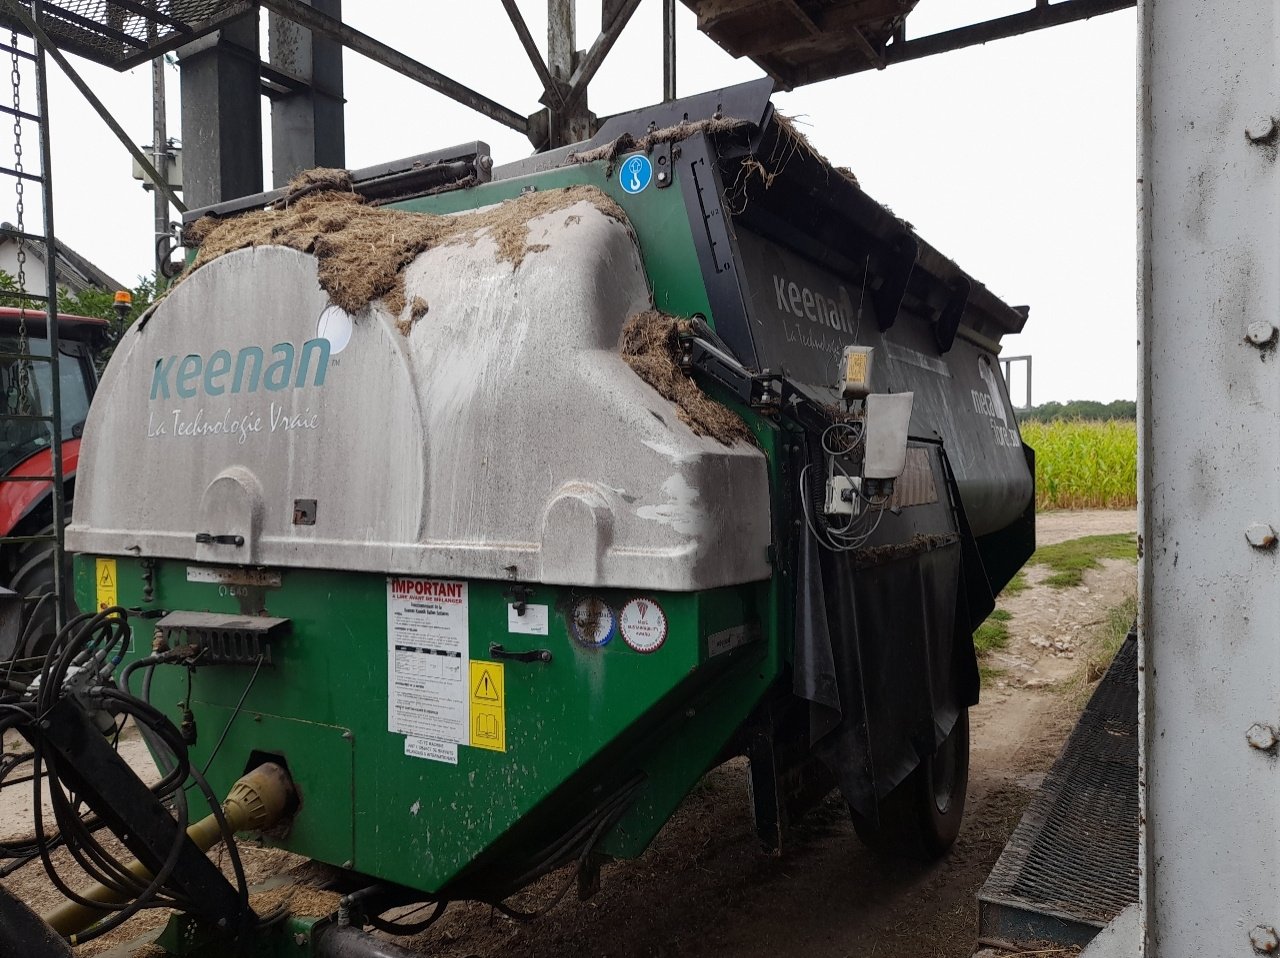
left=840, top=345, right=873, bottom=399
left=824, top=475, right=861, bottom=516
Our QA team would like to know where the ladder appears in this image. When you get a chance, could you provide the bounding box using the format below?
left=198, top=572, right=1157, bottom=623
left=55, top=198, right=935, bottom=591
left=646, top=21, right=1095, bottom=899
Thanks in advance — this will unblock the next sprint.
left=0, top=0, right=67, bottom=662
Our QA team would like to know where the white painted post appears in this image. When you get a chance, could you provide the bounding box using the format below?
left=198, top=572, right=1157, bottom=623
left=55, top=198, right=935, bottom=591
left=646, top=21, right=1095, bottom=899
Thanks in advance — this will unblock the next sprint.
left=1140, top=1, right=1280, bottom=955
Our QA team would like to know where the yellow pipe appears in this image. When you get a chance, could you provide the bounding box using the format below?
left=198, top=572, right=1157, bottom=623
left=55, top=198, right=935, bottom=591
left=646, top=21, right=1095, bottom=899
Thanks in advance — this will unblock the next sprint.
left=43, top=762, right=294, bottom=939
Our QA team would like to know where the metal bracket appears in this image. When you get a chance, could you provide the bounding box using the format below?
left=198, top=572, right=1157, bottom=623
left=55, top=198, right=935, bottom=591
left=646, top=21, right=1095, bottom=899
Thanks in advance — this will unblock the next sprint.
left=195, top=532, right=244, bottom=547
left=873, top=234, right=919, bottom=332
left=935, top=277, right=972, bottom=354
left=156, top=611, right=291, bottom=666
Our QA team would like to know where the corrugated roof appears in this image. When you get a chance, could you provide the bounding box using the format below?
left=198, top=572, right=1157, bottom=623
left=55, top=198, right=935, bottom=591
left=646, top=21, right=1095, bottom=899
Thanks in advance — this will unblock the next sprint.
left=0, top=224, right=125, bottom=293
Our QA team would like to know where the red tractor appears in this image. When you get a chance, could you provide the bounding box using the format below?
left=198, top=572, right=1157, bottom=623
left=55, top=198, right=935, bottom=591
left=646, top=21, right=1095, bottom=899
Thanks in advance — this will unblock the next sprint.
left=0, top=306, right=108, bottom=659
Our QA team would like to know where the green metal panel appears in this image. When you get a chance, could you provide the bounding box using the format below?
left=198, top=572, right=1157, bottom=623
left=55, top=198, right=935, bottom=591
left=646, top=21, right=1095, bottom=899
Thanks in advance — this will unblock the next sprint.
left=76, top=555, right=781, bottom=892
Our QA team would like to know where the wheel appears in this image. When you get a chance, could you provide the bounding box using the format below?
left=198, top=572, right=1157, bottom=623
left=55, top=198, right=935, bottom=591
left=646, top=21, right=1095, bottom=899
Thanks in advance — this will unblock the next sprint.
left=852, top=709, right=970, bottom=861
left=9, top=509, right=75, bottom=660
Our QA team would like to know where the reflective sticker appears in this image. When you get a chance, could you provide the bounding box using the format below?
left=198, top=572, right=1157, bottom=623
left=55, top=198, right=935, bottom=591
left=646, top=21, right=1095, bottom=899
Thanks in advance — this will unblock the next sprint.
left=469, top=661, right=506, bottom=752
left=620, top=597, right=668, bottom=653
left=619, top=153, right=653, bottom=194
left=316, top=304, right=354, bottom=355
left=96, top=558, right=117, bottom=611
left=569, top=597, right=615, bottom=648
left=708, top=624, right=760, bottom=658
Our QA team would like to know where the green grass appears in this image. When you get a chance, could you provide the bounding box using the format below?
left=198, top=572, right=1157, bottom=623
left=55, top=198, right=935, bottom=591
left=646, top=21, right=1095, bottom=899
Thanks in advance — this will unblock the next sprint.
left=1001, top=570, right=1029, bottom=596
left=973, top=607, right=1012, bottom=655
left=1071, top=594, right=1139, bottom=704
left=1020, top=419, right=1137, bottom=510
left=1029, top=533, right=1137, bottom=588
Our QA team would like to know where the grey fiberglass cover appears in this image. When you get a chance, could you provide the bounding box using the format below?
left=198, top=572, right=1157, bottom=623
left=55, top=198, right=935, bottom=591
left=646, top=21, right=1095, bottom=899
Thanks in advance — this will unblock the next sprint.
left=67, top=201, right=771, bottom=591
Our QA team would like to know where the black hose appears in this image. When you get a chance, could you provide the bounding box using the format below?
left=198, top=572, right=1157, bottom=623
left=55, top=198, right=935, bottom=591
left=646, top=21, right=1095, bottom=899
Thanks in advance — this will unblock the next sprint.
left=0, top=608, right=256, bottom=946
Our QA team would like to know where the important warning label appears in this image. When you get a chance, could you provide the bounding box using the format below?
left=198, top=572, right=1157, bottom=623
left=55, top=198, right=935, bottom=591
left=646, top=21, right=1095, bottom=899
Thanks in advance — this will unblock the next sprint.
left=387, top=578, right=469, bottom=744
left=95, top=558, right=117, bottom=611
left=469, top=660, right=506, bottom=752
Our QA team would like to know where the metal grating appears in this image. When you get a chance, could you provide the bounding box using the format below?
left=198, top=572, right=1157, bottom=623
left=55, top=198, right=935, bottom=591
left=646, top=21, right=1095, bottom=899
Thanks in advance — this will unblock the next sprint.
left=977, top=632, right=1139, bottom=950
left=0, top=1, right=256, bottom=70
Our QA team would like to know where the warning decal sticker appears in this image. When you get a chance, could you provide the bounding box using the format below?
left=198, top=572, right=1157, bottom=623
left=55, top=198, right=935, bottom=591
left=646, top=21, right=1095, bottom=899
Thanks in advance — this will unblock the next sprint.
left=619, top=598, right=668, bottom=653
left=469, top=660, right=506, bottom=752
left=387, top=578, right=469, bottom=745
left=96, top=558, right=117, bottom=611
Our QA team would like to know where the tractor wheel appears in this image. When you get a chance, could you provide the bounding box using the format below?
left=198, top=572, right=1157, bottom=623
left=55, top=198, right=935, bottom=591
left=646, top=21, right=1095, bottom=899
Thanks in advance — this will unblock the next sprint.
left=9, top=512, right=75, bottom=660
left=852, top=709, right=970, bottom=861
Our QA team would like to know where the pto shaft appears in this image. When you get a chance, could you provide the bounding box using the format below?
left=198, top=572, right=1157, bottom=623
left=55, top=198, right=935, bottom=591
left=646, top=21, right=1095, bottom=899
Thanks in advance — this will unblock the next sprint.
left=43, top=762, right=294, bottom=937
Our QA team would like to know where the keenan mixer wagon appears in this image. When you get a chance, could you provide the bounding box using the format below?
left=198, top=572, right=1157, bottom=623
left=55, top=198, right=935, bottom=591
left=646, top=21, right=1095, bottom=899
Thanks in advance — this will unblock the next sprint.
left=0, top=81, right=1034, bottom=956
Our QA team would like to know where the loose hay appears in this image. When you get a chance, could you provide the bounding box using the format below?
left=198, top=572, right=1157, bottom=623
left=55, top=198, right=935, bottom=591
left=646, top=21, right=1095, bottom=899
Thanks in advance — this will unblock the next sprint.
left=181, top=178, right=627, bottom=328
left=620, top=310, right=754, bottom=447
left=250, top=882, right=343, bottom=918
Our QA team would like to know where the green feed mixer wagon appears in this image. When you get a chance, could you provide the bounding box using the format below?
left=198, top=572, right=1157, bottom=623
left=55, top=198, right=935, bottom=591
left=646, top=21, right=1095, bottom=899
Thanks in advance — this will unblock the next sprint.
left=0, top=81, right=1033, bottom=957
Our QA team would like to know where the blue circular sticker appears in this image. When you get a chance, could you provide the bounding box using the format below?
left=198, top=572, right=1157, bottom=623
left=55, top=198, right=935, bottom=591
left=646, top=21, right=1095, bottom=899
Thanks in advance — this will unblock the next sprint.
left=570, top=597, right=616, bottom=648
left=620, top=153, right=653, bottom=194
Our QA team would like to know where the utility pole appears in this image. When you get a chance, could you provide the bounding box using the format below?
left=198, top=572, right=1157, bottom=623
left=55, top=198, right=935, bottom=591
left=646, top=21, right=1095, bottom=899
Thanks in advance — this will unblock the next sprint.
left=151, top=50, right=168, bottom=278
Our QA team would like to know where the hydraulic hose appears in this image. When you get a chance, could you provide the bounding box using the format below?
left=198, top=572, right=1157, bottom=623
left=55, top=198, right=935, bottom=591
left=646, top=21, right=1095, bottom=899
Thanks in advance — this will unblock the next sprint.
left=41, top=762, right=294, bottom=937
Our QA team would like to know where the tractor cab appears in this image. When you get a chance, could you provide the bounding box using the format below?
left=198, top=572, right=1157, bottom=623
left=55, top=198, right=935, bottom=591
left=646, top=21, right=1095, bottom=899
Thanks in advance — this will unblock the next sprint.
left=0, top=307, right=106, bottom=475
left=0, top=306, right=108, bottom=659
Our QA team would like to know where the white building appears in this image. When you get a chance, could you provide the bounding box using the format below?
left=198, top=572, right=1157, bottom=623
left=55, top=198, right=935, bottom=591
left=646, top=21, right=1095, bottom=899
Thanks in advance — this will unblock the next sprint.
left=0, top=223, right=123, bottom=297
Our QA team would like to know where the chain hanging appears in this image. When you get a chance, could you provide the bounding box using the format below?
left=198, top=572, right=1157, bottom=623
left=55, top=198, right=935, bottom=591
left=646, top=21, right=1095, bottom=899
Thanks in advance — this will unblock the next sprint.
left=10, top=24, right=31, bottom=417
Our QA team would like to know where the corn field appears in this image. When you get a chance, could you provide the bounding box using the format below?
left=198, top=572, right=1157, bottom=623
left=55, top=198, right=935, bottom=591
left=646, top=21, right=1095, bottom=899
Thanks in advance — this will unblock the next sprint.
left=1019, top=419, right=1138, bottom=510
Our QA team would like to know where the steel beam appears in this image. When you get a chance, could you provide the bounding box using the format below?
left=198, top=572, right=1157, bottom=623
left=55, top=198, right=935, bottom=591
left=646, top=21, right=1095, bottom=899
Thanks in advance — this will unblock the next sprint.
left=259, top=0, right=526, bottom=134
left=499, top=0, right=561, bottom=108
left=663, top=0, right=676, bottom=101
left=562, top=0, right=643, bottom=113
left=884, top=0, right=1135, bottom=68
left=545, top=0, right=590, bottom=148
left=178, top=13, right=262, bottom=209
left=1140, top=0, right=1280, bottom=955
left=268, top=0, right=344, bottom=187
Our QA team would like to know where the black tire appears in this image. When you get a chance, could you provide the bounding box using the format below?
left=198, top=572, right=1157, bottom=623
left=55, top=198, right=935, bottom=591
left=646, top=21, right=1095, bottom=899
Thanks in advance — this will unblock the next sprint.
left=852, top=709, right=970, bottom=861
left=9, top=512, right=75, bottom=660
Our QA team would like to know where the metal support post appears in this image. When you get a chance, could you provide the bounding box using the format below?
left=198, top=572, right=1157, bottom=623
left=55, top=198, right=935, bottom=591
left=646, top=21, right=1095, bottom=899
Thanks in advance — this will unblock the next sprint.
left=150, top=42, right=169, bottom=274
left=177, top=11, right=262, bottom=208
left=268, top=0, right=344, bottom=187
left=663, top=0, right=676, bottom=101
left=32, top=0, right=62, bottom=632
left=546, top=0, right=590, bottom=147
left=1140, top=1, right=1280, bottom=955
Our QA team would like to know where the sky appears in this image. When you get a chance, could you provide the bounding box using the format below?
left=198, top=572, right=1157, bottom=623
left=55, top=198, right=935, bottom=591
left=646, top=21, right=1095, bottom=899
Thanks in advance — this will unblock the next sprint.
left=18, top=0, right=1136, bottom=404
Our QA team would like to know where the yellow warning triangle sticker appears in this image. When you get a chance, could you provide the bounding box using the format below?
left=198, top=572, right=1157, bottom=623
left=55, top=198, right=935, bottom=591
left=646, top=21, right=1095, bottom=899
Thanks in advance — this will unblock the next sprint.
left=473, top=671, right=499, bottom=701
left=98, top=566, right=114, bottom=588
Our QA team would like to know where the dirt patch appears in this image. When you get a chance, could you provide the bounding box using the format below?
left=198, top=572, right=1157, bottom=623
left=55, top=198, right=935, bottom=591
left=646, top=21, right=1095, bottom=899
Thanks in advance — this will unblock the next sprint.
left=620, top=310, right=754, bottom=446
left=1037, top=509, right=1137, bottom=546
left=987, top=558, right=1137, bottom=691
left=183, top=176, right=626, bottom=323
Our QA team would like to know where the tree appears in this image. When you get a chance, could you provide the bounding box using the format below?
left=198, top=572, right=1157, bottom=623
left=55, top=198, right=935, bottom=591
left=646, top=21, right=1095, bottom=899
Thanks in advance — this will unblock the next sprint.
left=0, top=268, right=158, bottom=367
